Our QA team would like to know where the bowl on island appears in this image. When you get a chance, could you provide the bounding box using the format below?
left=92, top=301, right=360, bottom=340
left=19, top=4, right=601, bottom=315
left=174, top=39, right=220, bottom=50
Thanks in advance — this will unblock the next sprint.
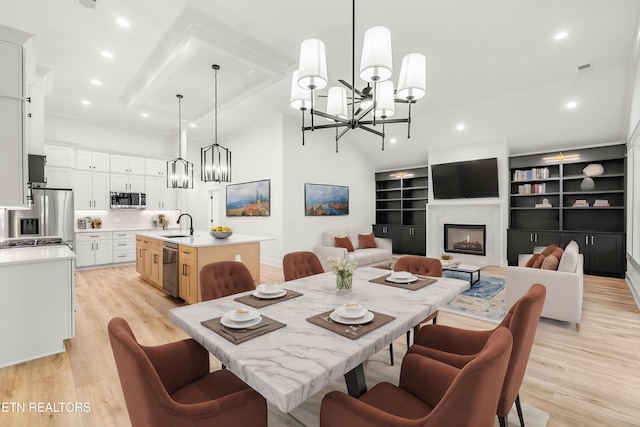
left=210, top=230, right=232, bottom=239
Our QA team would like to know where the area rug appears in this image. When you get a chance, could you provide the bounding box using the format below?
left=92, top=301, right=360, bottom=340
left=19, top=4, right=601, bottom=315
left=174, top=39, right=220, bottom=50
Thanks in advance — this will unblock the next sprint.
left=438, top=273, right=506, bottom=323
left=268, top=341, right=549, bottom=426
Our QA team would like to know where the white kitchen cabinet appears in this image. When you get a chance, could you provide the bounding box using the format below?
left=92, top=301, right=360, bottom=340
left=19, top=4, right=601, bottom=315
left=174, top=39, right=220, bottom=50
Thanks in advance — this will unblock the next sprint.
left=113, top=231, right=136, bottom=263
left=145, top=158, right=168, bottom=176
left=74, top=170, right=110, bottom=209
left=76, top=150, right=110, bottom=172
left=45, top=166, right=74, bottom=188
left=145, top=175, right=176, bottom=210
left=111, top=154, right=145, bottom=175
left=0, top=26, right=33, bottom=207
left=44, top=144, right=74, bottom=168
left=111, top=173, right=145, bottom=192
left=76, top=232, right=113, bottom=267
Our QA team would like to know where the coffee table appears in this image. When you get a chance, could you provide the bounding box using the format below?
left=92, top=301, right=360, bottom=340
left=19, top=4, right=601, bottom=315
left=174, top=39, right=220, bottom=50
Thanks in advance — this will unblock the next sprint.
left=441, top=261, right=485, bottom=286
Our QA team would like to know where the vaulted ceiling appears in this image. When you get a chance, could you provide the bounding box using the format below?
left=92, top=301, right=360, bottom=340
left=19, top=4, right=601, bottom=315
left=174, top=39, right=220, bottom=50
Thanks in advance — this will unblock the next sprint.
left=1, top=0, right=638, bottom=170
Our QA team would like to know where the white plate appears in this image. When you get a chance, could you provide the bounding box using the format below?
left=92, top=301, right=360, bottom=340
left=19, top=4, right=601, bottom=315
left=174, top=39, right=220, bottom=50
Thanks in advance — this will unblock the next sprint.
left=221, top=314, right=262, bottom=329
left=336, top=306, right=367, bottom=319
left=386, top=275, right=418, bottom=284
left=330, top=309, right=374, bottom=325
left=225, top=309, right=260, bottom=322
left=257, top=284, right=284, bottom=295
left=252, top=289, right=287, bottom=299
left=389, top=272, right=412, bottom=280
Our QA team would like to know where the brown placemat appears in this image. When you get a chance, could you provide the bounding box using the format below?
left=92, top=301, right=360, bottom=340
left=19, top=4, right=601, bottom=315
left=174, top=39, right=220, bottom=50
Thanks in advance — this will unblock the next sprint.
left=368, top=274, right=437, bottom=291
left=233, top=289, right=303, bottom=308
left=306, top=310, right=395, bottom=340
left=201, top=315, right=286, bottom=344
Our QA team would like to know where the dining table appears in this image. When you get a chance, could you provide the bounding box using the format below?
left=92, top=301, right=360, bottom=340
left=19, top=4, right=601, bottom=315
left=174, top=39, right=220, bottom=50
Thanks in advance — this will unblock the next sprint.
left=168, top=266, right=469, bottom=414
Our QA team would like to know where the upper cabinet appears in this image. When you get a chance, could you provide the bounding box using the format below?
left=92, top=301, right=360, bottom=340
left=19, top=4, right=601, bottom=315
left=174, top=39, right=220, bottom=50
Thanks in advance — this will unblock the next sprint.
left=76, top=150, right=110, bottom=172
left=111, top=154, right=145, bottom=175
left=145, top=158, right=167, bottom=176
left=0, top=25, right=33, bottom=207
left=44, top=144, right=74, bottom=168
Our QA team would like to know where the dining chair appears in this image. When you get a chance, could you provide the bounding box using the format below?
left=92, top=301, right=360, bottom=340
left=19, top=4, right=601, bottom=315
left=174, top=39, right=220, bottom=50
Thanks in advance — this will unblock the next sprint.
left=200, top=261, right=256, bottom=301
left=388, top=255, right=443, bottom=365
left=108, top=317, right=267, bottom=427
left=320, top=327, right=513, bottom=427
left=283, top=251, right=325, bottom=281
left=409, top=283, right=546, bottom=427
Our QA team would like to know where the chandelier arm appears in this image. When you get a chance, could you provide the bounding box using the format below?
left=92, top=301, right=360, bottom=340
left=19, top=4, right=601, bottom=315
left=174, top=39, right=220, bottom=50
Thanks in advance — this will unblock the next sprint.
left=355, top=123, right=385, bottom=138
left=338, top=79, right=365, bottom=97
left=303, top=122, right=350, bottom=131
left=407, top=101, right=412, bottom=139
left=355, top=105, right=374, bottom=121
left=358, top=118, right=410, bottom=125
left=382, top=122, right=385, bottom=151
left=301, top=109, right=305, bottom=145
left=312, top=109, right=350, bottom=124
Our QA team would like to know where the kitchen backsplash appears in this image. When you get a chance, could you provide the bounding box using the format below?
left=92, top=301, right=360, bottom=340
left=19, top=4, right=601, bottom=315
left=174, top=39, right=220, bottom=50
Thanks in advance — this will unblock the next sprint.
left=74, top=209, right=181, bottom=231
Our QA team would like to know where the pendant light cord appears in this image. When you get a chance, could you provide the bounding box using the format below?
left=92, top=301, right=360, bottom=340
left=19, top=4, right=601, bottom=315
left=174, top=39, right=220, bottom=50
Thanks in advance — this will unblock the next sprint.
left=177, top=94, right=183, bottom=158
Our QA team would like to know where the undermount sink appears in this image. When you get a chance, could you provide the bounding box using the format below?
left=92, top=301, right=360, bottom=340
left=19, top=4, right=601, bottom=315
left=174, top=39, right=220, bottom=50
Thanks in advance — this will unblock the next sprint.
left=159, top=234, right=191, bottom=238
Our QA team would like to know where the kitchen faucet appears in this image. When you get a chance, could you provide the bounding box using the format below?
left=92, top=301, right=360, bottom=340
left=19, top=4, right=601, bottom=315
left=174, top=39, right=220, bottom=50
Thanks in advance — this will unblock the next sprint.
left=177, top=213, right=194, bottom=236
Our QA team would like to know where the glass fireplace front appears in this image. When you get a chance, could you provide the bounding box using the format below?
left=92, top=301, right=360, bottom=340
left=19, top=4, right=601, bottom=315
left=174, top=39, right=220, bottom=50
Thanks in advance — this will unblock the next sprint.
left=444, top=224, right=486, bottom=256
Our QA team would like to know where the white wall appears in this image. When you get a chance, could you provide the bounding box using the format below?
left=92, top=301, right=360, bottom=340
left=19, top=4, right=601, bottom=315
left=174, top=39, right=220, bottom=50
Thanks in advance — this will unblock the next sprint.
left=282, top=118, right=377, bottom=257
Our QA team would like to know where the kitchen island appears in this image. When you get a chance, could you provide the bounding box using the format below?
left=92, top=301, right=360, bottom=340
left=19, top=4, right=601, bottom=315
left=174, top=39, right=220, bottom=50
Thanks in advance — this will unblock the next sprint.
left=135, top=231, right=273, bottom=304
left=0, top=246, right=76, bottom=368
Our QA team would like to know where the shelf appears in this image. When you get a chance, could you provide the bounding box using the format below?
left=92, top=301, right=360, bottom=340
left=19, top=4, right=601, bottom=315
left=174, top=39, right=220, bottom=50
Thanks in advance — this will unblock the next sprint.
left=510, top=192, right=560, bottom=197
left=511, top=207, right=560, bottom=210
left=563, top=190, right=624, bottom=195
left=375, top=166, right=429, bottom=228
left=562, top=173, right=625, bottom=180
left=562, top=206, right=624, bottom=210
left=510, top=178, right=560, bottom=183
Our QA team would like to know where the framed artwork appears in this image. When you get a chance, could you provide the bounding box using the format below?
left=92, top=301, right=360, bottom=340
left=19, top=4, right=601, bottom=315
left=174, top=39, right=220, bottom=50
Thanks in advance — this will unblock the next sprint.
left=226, top=179, right=271, bottom=216
left=305, top=183, right=349, bottom=216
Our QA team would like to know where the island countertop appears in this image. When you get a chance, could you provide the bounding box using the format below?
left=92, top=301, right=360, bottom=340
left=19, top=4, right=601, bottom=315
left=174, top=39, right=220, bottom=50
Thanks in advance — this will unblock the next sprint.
left=0, top=246, right=76, bottom=266
left=135, top=230, right=274, bottom=247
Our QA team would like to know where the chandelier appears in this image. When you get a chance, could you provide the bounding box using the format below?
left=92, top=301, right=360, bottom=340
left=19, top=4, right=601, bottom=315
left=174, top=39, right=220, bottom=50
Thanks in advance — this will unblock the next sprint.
left=290, top=0, right=426, bottom=152
left=201, top=64, right=232, bottom=183
left=167, top=94, right=194, bottom=189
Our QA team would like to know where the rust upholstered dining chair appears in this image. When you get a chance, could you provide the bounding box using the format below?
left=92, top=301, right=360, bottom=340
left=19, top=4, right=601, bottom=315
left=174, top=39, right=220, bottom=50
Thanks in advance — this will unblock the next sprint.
left=320, top=327, right=513, bottom=427
left=409, top=283, right=546, bottom=427
left=283, top=251, right=325, bottom=281
left=108, top=317, right=267, bottom=427
left=199, top=261, right=256, bottom=301
left=388, top=255, right=444, bottom=365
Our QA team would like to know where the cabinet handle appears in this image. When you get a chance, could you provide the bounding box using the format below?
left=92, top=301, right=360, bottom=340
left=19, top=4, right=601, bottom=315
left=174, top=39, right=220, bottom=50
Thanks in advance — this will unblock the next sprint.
left=530, top=233, right=534, bottom=242
left=91, top=243, right=94, bottom=251
left=535, top=234, right=538, bottom=242
left=591, top=235, right=594, bottom=245
left=139, top=249, right=143, bottom=257
left=96, top=243, right=99, bottom=250
left=118, top=255, right=126, bottom=258
left=118, top=243, right=126, bottom=246
left=585, top=235, right=589, bottom=245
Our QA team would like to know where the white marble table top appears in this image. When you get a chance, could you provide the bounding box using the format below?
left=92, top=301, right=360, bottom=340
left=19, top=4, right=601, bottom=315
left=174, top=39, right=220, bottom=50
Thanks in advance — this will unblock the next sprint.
left=168, top=267, right=468, bottom=413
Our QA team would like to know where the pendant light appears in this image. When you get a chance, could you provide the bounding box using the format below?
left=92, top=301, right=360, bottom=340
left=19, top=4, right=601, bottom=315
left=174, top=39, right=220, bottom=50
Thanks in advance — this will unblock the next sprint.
left=167, top=94, right=194, bottom=189
left=201, top=64, right=231, bottom=183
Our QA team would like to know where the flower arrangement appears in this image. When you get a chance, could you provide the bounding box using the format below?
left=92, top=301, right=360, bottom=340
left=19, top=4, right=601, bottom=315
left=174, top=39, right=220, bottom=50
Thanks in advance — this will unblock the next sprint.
left=327, top=257, right=358, bottom=294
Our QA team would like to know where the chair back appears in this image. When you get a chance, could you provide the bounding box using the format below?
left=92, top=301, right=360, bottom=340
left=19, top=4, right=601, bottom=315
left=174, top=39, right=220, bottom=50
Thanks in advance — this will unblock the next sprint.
left=108, top=317, right=175, bottom=427
left=496, top=283, right=546, bottom=416
left=414, top=327, right=513, bottom=426
left=200, top=261, right=256, bottom=301
left=283, top=251, right=325, bottom=281
left=394, top=255, right=443, bottom=277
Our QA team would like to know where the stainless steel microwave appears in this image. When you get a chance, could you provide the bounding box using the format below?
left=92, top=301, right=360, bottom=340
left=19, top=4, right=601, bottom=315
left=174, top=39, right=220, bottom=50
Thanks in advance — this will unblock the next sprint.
left=110, top=192, right=146, bottom=209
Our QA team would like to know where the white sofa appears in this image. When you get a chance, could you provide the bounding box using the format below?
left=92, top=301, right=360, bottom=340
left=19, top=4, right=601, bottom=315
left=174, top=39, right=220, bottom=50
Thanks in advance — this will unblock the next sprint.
left=313, top=228, right=393, bottom=271
left=505, top=241, right=584, bottom=331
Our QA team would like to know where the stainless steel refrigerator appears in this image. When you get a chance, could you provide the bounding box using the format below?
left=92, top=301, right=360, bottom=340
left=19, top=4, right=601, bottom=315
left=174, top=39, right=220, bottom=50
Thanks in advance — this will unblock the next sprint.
left=8, top=188, right=75, bottom=249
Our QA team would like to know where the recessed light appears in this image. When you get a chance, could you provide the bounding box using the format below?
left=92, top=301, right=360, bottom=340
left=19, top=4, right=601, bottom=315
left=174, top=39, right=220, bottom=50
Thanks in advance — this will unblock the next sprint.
left=389, top=138, right=397, bottom=144
left=456, top=123, right=465, bottom=131
left=100, top=50, right=114, bottom=59
left=566, top=101, right=578, bottom=109
left=90, top=79, right=101, bottom=86
left=115, top=17, right=130, bottom=28
left=554, top=31, right=568, bottom=40
left=141, top=113, right=149, bottom=118
left=81, top=100, right=91, bottom=106
left=190, top=123, right=197, bottom=128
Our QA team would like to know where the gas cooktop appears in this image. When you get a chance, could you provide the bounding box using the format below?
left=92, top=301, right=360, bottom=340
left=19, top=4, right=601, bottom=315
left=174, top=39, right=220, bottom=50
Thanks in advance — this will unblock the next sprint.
left=0, top=237, right=66, bottom=249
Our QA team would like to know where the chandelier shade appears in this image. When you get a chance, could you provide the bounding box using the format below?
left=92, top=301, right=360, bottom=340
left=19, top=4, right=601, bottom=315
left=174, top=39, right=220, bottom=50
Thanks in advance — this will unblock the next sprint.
left=167, top=94, right=194, bottom=189
left=290, top=69, right=313, bottom=110
left=201, top=64, right=232, bottom=183
left=326, top=86, right=348, bottom=119
left=397, top=53, right=427, bottom=100
left=298, top=39, right=328, bottom=90
left=374, top=80, right=395, bottom=119
left=359, top=26, right=393, bottom=82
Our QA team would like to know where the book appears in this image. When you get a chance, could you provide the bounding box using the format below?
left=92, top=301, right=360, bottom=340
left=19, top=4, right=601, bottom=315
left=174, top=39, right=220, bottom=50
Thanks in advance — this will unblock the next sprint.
left=535, top=203, right=552, bottom=208
left=573, top=200, right=589, bottom=207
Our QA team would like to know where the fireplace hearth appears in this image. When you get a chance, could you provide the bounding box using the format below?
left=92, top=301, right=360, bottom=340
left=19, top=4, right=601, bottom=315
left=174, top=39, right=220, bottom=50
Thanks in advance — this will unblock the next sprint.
left=444, top=224, right=486, bottom=256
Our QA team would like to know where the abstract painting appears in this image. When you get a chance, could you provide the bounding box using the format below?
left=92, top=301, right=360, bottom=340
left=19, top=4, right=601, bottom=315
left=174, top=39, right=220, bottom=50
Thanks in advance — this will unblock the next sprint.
left=305, top=183, right=349, bottom=216
left=226, top=179, right=271, bottom=216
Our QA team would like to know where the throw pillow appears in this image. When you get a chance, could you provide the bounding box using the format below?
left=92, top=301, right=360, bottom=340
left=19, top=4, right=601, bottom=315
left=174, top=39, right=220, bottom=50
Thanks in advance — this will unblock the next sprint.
left=558, top=251, right=578, bottom=273
left=541, top=255, right=560, bottom=270
left=551, top=247, right=564, bottom=261
left=335, top=236, right=355, bottom=252
left=525, top=254, right=540, bottom=268
left=358, top=233, right=377, bottom=249
left=564, top=240, right=580, bottom=255
left=541, top=244, right=558, bottom=257
left=532, top=254, right=546, bottom=268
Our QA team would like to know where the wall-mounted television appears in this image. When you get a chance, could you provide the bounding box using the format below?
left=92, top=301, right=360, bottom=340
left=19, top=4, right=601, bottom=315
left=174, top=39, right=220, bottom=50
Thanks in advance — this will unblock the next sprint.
left=431, top=158, right=499, bottom=199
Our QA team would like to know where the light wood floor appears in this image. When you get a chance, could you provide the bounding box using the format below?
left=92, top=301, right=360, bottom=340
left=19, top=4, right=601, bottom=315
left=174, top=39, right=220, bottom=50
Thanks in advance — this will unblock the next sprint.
left=0, top=264, right=638, bottom=426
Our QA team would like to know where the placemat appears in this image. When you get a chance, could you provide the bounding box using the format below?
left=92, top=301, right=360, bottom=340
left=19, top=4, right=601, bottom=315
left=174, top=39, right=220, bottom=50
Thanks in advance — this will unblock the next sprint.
left=234, top=289, right=303, bottom=308
left=368, top=274, right=437, bottom=291
left=201, top=315, right=286, bottom=344
left=306, top=310, right=395, bottom=340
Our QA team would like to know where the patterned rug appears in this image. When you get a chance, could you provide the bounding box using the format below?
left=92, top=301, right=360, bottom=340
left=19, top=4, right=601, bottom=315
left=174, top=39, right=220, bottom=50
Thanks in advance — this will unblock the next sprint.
left=439, top=272, right=506, bottom=323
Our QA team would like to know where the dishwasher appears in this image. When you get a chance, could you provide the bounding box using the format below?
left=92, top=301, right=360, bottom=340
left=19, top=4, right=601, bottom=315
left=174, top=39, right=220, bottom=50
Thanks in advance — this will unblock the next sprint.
left=162, top=241, right=179, bottom=298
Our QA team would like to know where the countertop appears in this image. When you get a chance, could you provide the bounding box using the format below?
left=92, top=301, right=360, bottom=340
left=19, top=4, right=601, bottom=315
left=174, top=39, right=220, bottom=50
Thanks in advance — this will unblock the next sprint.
left=75, top=227, right=180, bottom=234
left=135, top=230, right=274, bottom=247
left=0, top=245, right=76, bottom=266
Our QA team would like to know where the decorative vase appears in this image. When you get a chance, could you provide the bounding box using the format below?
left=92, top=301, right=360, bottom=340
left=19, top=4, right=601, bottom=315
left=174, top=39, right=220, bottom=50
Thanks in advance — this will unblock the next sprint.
left=336, top=272, right=353, bottom=294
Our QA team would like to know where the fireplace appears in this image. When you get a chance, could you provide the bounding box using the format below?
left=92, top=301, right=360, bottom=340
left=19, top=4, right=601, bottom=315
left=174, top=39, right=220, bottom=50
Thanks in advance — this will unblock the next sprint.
left=444, top=224, right=486, bottom=256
